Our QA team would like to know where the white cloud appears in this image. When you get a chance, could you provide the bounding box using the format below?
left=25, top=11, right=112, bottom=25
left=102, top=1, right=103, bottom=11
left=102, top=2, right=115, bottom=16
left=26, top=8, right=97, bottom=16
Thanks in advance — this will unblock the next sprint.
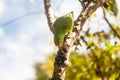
left=0, top=27, right=4, bottom=37
left=0, top=63, right=35, bottom=80
left=0, top=16, right=54, bottom=80
left=0, top=35, right=52, bottom=80
left=53, top=0, right=81, bottom=19
left=0, top=0, right=5, bottom=18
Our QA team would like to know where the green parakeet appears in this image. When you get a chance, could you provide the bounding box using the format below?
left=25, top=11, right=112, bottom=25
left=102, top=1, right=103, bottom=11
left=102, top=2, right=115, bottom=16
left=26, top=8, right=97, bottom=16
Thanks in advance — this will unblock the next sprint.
left=53, top=11, right=74, bottom=48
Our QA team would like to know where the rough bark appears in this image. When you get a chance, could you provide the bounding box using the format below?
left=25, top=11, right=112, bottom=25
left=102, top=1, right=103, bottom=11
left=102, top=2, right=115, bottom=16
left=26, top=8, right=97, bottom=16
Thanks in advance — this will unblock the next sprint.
left=44, top=0, right=55, bottom=34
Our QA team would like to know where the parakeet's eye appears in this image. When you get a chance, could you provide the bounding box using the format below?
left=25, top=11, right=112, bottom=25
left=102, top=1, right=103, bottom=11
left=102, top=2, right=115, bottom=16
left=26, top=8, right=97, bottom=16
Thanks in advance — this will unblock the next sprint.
left=104, top=3, right=109, bottom=8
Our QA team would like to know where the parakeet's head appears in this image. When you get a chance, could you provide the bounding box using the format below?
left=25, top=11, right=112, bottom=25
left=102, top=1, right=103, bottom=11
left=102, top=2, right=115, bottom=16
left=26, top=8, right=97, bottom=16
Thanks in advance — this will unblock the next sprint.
left=65, top=11, right=74, bottom=19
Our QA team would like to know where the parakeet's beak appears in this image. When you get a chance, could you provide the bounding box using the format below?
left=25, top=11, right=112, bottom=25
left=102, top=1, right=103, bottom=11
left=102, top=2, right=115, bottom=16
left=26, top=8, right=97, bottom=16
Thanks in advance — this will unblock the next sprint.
left=66, top=11, right=74, bottom=17
left=71, top=11, right=73, bottom=14
left=71, top=11, right=74, bottom=17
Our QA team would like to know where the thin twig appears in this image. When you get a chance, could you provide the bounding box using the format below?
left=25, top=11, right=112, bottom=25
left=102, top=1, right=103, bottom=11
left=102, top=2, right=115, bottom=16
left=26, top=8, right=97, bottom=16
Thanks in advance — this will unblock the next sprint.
left=103, top=8, right=120, bottom=39
left=27, top=0, right=41, bottom=9
left=0, top=11, right=42, bottom=27
left=44, top=0, right=55, bottom=34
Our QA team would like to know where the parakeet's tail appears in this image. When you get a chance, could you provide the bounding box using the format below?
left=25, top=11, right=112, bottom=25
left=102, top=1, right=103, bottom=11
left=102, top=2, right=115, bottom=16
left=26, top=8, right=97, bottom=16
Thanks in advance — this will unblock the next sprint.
left=54, top=35, right=64, bottom=47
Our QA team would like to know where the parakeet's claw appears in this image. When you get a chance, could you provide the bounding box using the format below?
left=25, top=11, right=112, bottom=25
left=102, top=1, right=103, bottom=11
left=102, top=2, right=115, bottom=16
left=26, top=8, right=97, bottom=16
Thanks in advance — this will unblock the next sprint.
left=58, top=45, right=63, bottom=50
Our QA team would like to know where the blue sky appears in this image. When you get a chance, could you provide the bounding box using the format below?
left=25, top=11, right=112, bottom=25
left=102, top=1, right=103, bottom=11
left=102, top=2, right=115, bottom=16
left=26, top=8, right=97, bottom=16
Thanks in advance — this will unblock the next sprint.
left=0, top=0, right=120, bottom=80
left=0, top=0, right=54, bottom=80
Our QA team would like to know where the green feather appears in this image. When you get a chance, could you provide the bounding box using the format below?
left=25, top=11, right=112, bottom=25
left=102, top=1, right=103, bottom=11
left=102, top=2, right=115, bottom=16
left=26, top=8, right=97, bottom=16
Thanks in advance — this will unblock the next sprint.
left=53, top=12, right=74, bottom=47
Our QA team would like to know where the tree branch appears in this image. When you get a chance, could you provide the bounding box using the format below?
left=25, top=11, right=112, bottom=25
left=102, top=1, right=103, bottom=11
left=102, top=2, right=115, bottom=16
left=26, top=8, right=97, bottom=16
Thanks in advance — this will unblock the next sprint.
left=102, top=8, right=120, bottom=39
left=44, top=0, right=55, bottom=34
left=51, top=0, right=107, bottom=80
left=0, top=11, right=42, bottom=27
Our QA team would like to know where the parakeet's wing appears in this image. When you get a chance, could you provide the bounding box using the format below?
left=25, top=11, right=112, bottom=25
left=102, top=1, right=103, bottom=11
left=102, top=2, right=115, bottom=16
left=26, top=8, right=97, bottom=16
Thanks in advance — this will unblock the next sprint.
left=53, top=17, right=68, bottom=46
left=54, top=16, right=73, bottom=34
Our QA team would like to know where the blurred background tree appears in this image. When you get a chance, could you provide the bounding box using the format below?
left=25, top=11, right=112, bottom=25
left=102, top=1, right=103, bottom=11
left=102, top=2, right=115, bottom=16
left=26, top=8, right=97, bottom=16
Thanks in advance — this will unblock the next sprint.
left=35, top=29, right=120, bottom=80
left=35, top=0, right=120, bottom=80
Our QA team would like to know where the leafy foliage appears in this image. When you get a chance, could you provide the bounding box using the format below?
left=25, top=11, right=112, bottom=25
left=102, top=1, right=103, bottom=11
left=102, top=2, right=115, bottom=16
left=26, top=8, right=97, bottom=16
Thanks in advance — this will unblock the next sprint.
left=65, top=29, right=120, bottom=80
left=66, top=46, right=120, bottom=80
left=35, top=54, right=55, bottom=80
left=35, top=29, right=120, bottom=79
left=104, top=0, right=118, bottom=16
